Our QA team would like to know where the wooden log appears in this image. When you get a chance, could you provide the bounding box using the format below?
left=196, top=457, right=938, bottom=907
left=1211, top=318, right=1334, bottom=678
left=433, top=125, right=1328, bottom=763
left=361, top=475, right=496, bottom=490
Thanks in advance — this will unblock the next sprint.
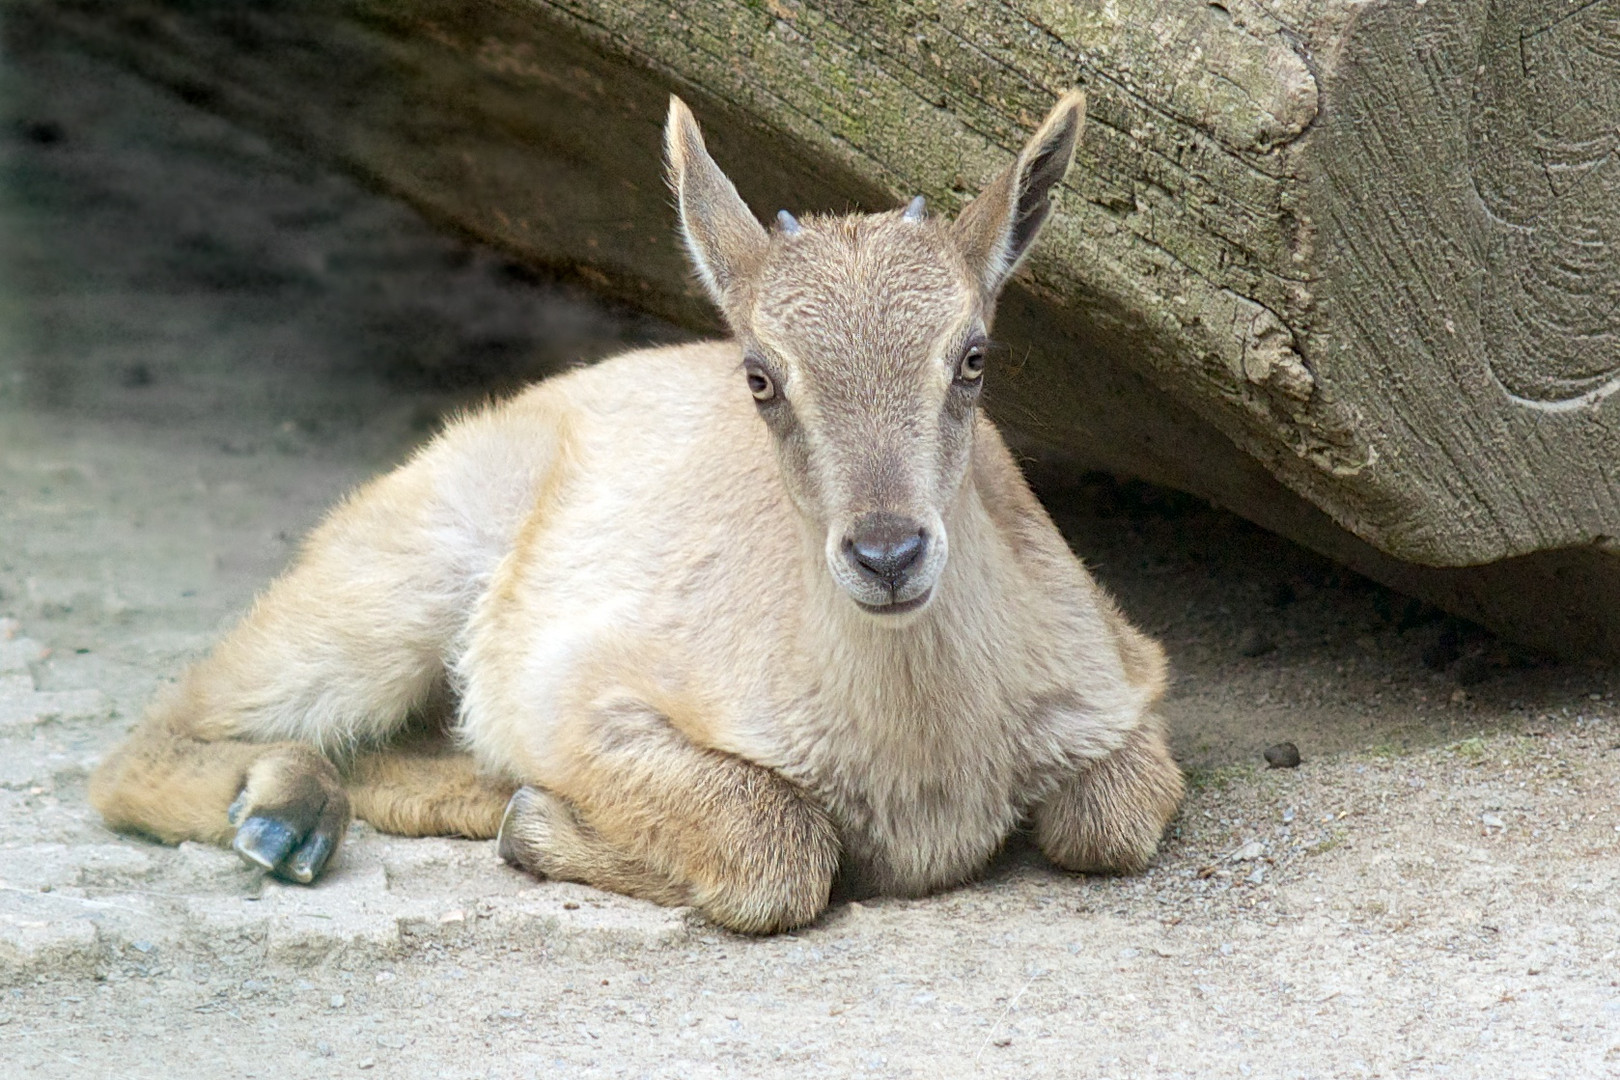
left=16, top=0, right=1620, bottom=660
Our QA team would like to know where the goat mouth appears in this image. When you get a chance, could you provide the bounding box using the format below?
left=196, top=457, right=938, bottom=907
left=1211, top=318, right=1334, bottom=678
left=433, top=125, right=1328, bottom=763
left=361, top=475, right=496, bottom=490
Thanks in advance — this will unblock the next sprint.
left=854, top=587, right=933, bottom=617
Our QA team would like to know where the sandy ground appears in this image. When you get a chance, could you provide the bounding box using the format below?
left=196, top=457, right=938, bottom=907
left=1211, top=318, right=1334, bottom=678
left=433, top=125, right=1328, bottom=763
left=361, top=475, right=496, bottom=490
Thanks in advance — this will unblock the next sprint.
left=2, top=32, right=1619, bottom=1080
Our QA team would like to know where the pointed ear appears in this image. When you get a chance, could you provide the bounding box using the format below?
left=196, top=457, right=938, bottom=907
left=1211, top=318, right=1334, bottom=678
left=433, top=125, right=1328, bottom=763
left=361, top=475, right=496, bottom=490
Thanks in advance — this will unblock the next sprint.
left=952, top=90, right=1086, bottom=295
left=664, top=96, right=768, bottom=312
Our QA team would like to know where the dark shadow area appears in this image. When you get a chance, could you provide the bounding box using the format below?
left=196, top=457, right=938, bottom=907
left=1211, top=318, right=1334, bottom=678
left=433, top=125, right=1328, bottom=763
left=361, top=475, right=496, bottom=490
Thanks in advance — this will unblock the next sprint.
left=1, top=24, right=686, bottom=436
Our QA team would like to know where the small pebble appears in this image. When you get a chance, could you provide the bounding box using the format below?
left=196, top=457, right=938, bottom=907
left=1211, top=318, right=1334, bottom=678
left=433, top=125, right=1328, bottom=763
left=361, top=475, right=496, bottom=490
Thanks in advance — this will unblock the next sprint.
left=1263, top=742, right=1301, bottom=769
left=1481, top=812, right=1506, bottom=829
left=1231, top=840, right=1266, bottom=862
left=329, top=994, right=346, bottom=1009
left=315, top=1042, right=334, bottom=1058
left=358, top=1058, right=375, bottom=1070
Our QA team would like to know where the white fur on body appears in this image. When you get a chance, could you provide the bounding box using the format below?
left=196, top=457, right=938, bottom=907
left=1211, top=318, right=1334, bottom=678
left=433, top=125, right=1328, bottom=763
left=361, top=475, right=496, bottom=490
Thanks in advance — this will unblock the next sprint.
left=214, top=340, right=1161, bottom=897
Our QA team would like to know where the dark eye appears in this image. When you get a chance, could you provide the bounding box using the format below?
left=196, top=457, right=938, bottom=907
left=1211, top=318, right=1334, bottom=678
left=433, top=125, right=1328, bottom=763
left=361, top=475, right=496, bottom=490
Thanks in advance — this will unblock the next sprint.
left=744, top=359, right=776, bottom=402
left=956, top=343, right=987, bottom=384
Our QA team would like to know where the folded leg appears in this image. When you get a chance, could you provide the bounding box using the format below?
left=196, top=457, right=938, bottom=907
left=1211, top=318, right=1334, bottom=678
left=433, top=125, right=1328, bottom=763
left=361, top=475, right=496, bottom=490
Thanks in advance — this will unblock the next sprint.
left=496, top=695, right=838, bottom=933
left=91, top=458, right=480, bottom=879
left=345, top=742, right=517, bottom=839
left=1033, top=715, right=1183, bottom=874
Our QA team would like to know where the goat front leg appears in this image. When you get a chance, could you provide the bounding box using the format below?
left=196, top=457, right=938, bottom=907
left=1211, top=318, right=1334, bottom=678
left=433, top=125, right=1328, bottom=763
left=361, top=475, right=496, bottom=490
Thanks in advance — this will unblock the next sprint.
left=495, top=697, right=838, bottom=934
left=1034, top=716, right=1184, bottom=874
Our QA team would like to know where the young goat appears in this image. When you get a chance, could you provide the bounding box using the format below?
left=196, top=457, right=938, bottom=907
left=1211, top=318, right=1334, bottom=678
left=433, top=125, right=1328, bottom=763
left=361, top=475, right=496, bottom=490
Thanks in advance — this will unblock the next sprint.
left=91, top=91, right=1184, bottom=933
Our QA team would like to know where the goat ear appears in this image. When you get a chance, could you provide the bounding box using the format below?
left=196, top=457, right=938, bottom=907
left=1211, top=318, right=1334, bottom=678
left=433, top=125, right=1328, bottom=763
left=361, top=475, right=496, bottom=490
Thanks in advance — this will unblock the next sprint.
left=953, top=91, right=1086, bottom=295
left=664, top=96, right=768, bottom=311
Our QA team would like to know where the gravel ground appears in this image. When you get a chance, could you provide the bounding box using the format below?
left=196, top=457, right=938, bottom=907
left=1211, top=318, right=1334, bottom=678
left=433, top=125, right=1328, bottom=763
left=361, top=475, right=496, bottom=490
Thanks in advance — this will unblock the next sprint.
left=2, top=31, right=1619, bottom=1080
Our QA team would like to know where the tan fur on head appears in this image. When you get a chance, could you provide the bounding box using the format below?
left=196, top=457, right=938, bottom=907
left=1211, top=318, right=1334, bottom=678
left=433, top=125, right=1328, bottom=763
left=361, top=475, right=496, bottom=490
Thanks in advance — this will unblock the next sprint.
left=90, top=89, right=1181, bottom=932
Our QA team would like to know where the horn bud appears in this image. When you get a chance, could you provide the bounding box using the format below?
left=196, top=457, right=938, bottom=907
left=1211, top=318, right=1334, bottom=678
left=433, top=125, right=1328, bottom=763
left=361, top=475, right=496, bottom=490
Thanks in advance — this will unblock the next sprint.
left=902, top=195, right=926, bottom=221
left=776, top=209, right=802, bottom=234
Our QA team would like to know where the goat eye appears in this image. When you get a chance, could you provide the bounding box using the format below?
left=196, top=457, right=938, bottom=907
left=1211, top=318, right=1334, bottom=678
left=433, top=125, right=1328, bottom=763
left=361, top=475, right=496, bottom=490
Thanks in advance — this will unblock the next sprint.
left=957, top=345, right=987, bottom=383
left=744, top=362, right=775, bottom=402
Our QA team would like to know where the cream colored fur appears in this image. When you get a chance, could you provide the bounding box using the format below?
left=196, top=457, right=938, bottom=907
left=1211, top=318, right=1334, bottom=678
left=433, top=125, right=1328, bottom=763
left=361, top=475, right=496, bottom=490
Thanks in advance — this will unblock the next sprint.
left=90, top=90, right=1183, bottom=932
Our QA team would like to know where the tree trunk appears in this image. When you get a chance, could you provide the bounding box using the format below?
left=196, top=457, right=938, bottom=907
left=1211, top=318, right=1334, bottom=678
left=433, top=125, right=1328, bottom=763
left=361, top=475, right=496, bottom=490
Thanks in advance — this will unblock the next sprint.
left=16, top=0, right=1620, bottom=660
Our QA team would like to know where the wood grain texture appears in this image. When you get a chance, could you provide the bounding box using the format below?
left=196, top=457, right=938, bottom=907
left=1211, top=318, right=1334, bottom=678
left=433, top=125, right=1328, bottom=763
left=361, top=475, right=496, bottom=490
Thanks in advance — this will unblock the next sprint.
left=16, top=0, right=1620, bottom=658
left=1470, top=0, right=1620, bottom=405
left=1309, top=0, right=1620, bottom=564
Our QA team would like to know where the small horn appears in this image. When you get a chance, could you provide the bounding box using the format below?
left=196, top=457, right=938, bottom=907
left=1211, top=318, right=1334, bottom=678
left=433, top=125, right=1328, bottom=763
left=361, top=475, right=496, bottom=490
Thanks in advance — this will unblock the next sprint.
left=776, top=209, right=802, bottom=234
left=902, top=195, right=926, bottom=221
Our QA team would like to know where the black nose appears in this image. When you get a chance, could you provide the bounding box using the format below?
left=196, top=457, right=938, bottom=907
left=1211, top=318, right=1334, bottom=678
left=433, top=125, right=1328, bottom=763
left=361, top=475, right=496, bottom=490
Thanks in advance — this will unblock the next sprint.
left=846, top=512, right=927, bottom=589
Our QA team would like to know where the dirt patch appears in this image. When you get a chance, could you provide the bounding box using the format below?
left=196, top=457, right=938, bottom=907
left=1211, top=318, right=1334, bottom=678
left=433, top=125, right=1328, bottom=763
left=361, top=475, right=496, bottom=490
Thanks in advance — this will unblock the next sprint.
left=2, top=32, right=1618, bottom=1080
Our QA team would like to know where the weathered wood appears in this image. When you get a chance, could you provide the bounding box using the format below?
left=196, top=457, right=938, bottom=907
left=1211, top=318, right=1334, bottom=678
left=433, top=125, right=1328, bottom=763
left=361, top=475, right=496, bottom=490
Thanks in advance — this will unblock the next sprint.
left=15, top=0, right=1620, bottom=660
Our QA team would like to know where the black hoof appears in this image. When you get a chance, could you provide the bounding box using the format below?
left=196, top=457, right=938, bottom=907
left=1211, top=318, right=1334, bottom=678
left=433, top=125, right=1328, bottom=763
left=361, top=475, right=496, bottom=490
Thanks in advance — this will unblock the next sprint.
left=232, top=816, right=298, bottom=871
left=229, top=787, right=347, bottom=884
left=282, top=832, right=336, bottom=884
